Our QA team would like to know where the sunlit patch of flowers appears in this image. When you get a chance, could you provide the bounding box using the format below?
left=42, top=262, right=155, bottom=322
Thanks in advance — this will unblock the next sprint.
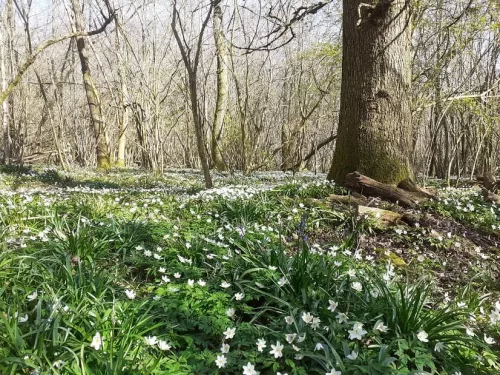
left=0, top=168, right=498, bottom=374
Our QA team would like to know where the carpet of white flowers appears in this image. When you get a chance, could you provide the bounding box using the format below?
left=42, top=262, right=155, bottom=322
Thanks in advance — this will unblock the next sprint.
left=0, top=167, right=499, bottom=375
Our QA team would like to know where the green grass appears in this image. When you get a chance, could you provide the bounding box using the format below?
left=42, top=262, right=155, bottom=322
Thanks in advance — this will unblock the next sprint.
left=0, top=168, right=498, bottom=374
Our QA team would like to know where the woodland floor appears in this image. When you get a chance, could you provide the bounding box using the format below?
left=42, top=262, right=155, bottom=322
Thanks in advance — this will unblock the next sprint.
left=0, top=165, right=499, bottom=375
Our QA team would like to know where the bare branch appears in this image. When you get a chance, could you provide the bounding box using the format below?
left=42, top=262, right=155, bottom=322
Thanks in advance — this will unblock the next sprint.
left=0, top=12, right=116, bottom=103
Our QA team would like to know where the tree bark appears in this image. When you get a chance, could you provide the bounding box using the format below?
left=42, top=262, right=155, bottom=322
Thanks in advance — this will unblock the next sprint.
left=1, top=0, right=14, bottom=165
left=115, top=12, right=128, bottom=168
left=328, top=0, right=413, bottom=185
left=211, top=0, right=228, bottom=171
left=345, top=172, right=422, bottom=208
left=171, top=0, right=213, bottom=188
left=71, top=0, right=111, bottom=169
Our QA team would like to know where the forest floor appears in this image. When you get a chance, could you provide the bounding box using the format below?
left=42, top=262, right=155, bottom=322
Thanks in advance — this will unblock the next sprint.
left=0, top=165, right=499, bottom=375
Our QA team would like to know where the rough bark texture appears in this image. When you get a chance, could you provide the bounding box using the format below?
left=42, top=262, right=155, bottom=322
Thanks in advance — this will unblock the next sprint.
left=71, top=0, right=111, bottom=169
left=328, top=0, right=413, bottom=185
left=345, top=172, right=421, bottom=208
left=211, top=0, right=228, bottom=171
left=397, top=178, right=434, bottom=199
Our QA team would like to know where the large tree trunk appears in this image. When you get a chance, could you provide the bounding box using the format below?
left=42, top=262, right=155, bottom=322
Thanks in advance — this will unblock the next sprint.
left=328, top=0, right=413, bottom=185
left=211, top=0, right=228, bottom=171
left=71, top=0, right=111, bottom=169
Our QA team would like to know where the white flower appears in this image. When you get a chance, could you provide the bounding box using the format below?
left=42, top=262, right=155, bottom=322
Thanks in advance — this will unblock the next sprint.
left=197, top=279, right=206, bottom=287
left=242, top=362, right=258, bottom=375
left=256, top=338, right=266, bottom=352
left=337, top=312, right=348, bottom=324
left=484, top=334, right=495, bottom=345
left=347, top=269, right=356, bottom=277
left=466, top=327, right=475, bottom=336
left=220, top=281, right=231, bottom=288
left=348, top=322, right=367, bottom=340
left=269, top=341, right=284, bottom=358
left=234, top=292, right=244, bottom=301
left=452, top=372, right=462, bottom=375
left=215, top=354, right=227, bottom=368
left=346, top=350, right=358, bottom=360
left=285, top=315, right=294, bottom=324
left=158, top=340, right=171, bottom=351
left=311, top=317, right=321, bottom=330
left=174, top=272, right=181, bottom=278
left=285, top=333, right=297, bottom=343
left=27, top=291, right=38, bottom=301
left=314, top=343, right=324, bottom=351
left=223, top=327, right=236, bottom=340
left=90, top=332, right=103, bottom=350
left=489, top=309, right=500, bottom=325
left=351, top=282, right=362, bottom=292
left=187, top=279, right=195, bottom=287
left=144, top=336, right=158, bottom=346
left=326, top=368, right=342, bottom=375
left=125, top=289, right=136, bottom=299
left=328, top=300, right=338, bottom=312
left=52, top=360, right=65, bottom=368
left=226, top=308, right=236, bottom=318
left=162, top=275, right=171, bottom=284
left=374, top=321, right=388, bottom=333
left=417, top=330, right=428, bottom=342
left=302, top=312, right=314, bottom=324
left=277, top=277, right=288, bottom=287
left=159, top=267, right=166, bottom=273
left=18, top=314, right=28, bottom=323
left=221, top=343, right=230, bottom=353
left=268, top=266, right=277, bottom=271
left=434, top=342, right=444, bottom=352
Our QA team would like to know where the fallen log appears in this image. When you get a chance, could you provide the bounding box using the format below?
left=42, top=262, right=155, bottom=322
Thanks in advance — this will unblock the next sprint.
left=479, top=172, right=499, bottom=193
left=357, top=205, right=403, bottom=227
left=397, top=178, right=434, bottom=199
left=482, top=188, right=500, bottom=204
left=345, top=172, right=424, bottom=208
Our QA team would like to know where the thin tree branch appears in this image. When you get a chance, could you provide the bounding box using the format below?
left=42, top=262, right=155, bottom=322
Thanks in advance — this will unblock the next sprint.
left=0, top=12, right=115, bottom=103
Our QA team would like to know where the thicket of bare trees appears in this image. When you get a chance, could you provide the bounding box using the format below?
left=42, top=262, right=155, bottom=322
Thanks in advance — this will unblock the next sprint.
left=0, top=0, right=499, bottom=185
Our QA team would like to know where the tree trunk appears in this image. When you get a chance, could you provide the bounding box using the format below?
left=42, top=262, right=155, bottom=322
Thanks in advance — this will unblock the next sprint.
left=115, top=13, right=128, bottom=168
left=328, top=0, right=413, bottom=185
left=171, top=0, right=213, bottom=188
left=1, top=0, right=14, bottom=165
left=71, top=0, right=111, bottom=169
left=1, top=23, right=10, bottom=165
left=211, top=0, right=228, bottom=171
